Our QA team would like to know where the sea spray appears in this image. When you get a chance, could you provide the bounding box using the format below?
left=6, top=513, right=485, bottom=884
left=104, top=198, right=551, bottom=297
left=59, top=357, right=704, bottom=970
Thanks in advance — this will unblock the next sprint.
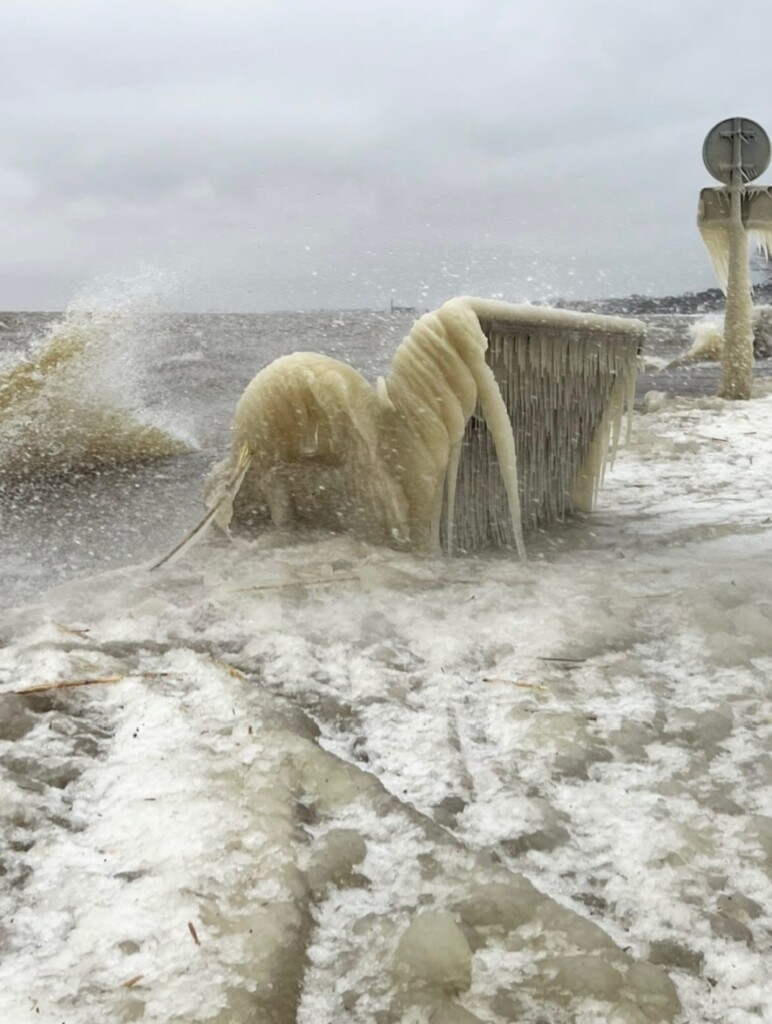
left=0, top=269, right=193, bottom=480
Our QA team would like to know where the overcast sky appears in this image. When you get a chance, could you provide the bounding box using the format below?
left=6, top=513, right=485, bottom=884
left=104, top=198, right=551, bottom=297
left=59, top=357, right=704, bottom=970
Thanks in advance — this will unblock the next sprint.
left=2, top=0, right=771, bottom=311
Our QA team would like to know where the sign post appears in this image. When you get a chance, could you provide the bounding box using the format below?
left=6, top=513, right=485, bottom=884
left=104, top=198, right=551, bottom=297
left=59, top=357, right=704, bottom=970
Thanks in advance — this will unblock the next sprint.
left=700, top=117, right=771, bottom=399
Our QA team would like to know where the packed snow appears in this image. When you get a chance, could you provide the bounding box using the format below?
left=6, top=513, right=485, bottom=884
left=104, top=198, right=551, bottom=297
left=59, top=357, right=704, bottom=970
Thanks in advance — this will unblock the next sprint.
left=1, top=383, right=771, bottom=1023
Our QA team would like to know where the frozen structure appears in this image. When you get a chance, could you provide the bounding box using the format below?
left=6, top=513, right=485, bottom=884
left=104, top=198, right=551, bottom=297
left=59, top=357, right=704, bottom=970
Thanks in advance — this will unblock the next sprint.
left=698, top=186, right=772, bottom=292
left=375, top=299, right=526, bottom=556
left=203, top=351, right=413, bottom=547
left=189, top=297, right=642, bottom=563
left=697, top=182, right=772, bottom=398
left=446, top=299, right=642, bottom=550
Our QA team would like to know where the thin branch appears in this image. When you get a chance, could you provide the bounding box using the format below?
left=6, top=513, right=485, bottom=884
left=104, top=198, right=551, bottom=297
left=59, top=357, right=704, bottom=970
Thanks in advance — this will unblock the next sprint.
left=9, top=672, right=170, bottom=696
left=230, top=573, right=360, bottom=593
left=53, top=621, right=91, bottom=640
left=481, top=677, right=549, bottom=690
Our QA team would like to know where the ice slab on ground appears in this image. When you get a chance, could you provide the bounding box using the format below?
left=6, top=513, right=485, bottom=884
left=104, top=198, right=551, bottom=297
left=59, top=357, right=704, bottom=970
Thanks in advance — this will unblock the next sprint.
left=2, top=388, right=772, bottom=1023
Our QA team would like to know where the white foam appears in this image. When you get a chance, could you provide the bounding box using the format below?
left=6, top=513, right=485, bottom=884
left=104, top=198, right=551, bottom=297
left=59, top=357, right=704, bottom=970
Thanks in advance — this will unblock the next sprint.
left=2, top=389, right=771, bottom=1022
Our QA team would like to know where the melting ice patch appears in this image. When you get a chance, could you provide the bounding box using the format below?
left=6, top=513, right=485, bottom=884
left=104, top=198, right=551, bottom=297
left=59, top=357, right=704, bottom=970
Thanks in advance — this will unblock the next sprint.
left=1, top=388, right=772, bottom=1023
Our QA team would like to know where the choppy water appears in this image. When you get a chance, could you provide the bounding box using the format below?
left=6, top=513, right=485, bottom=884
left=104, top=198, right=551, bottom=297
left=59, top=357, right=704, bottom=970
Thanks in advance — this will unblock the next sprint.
left=0, top=307, right=422, bottom=608
left=2, top=298, right=720, bottom=611
left=0, top=306, right=709, bottom=610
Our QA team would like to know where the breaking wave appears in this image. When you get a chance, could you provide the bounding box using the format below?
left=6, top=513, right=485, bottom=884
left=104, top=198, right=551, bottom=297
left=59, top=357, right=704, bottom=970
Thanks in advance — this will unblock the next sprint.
left=0, top=272, right=193, bottom=481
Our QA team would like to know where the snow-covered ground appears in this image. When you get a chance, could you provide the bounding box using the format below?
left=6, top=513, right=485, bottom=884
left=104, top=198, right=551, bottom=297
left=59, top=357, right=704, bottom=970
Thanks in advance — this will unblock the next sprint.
left=1, top=383, right=771, bottom=1024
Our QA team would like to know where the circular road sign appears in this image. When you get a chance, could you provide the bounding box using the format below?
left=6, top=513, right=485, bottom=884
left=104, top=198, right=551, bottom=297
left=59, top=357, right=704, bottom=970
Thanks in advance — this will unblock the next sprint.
left=703, top=117, right=770, bottom=185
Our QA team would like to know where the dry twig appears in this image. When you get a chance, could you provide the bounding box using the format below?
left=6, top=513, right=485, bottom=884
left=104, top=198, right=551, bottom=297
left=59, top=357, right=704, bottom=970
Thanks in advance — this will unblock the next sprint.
left=231, top=573, right=360, bottom=593
left=212, top=658, right=247, bottom=681
left=53, top=621, right=91, bottom=640
left=481, top=677, right=549, bottom=691
left=10, top=672, right=169, bottom=696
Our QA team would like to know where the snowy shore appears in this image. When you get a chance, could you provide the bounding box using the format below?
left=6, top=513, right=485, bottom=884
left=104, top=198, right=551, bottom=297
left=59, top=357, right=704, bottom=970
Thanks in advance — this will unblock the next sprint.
left=1, top=384, right=771, bottom=1024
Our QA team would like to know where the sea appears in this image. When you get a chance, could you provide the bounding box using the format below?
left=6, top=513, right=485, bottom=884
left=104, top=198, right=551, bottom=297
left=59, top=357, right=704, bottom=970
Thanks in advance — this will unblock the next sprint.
left=0, top=304, right=426, bottom=609
left=0, top=299, right=698, bottom=610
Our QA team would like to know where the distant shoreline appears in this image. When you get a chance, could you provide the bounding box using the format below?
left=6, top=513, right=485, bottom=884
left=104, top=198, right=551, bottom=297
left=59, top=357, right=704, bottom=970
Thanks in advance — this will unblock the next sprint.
left=2, top=281, right=772, bottom=320
left=557, top=281, right=772, bottom=317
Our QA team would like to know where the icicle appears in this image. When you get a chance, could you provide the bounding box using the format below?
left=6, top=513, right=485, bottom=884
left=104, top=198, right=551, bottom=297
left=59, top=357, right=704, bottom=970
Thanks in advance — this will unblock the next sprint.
left=626, top=358, right=637, bottom=443
left=697, top=191, right=732, bottom=293
left=444, top=439, right=462, bottom=555
left=699, top=224, right=731, bottom=293
left=468, top=350, right=526, bottom=562
left=751, top=226, right=772, bottom=262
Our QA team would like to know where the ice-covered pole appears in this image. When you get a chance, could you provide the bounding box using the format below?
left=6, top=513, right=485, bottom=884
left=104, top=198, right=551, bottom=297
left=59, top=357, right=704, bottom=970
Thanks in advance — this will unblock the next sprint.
left=699, top=117, right=771, bottom=400
left=719, top=120, right=754, bottom=399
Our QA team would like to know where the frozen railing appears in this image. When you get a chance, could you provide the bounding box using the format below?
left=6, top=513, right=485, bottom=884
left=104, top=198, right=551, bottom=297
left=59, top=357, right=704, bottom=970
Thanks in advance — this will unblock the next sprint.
left=445, top=301, right=644, bottom=552
left=154, top=298, right=644, bottom=567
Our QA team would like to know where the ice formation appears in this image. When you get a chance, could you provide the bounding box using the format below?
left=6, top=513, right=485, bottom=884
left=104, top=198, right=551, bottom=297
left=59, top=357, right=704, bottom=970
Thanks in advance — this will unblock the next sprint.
left=698, top=186, right=772, bottom=292
left=383, top=296, right=645, bottom=545
left=394, top=911, right=473, bottom=994
left=4, top=385, right=772, bottom=1023
left=696, top=187, right=772, bottom=398
left=451, top=299, right=642, bottom=547
left=196, top=298, right=526, bottom=560
left=379, top=298, right=527, bottom=557
left=203, top=351, right=410, bottom=546
left=183, top=298, right=641, bottom=563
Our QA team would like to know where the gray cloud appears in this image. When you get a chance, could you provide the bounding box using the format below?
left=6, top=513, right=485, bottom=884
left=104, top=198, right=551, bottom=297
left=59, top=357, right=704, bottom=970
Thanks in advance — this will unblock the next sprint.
left=1, top=0, right=771, bottom=311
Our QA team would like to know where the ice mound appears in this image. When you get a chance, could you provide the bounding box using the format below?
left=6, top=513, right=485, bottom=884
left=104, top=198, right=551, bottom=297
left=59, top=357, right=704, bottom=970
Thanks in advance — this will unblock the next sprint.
left=198, top=298, right=526, bottom=560
left=0, top=596, right=685, bottom=1024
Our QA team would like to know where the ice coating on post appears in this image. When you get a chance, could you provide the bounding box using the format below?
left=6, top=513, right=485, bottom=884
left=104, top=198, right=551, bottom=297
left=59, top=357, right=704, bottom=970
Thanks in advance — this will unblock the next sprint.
left=697, top=191, right=755, bottom=400
left=699, top=118, right=772, bottom=400
left=697, top=189, right=772, bottom=397
left=721, top=209, right=755, bottom=399
left=697, top=187, right=772, bottom=293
